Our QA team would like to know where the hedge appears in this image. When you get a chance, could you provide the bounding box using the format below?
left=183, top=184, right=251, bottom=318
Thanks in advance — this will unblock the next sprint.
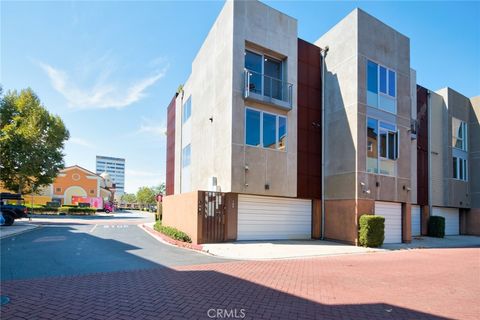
left=359, top=215, right=385, bottom=247
left=154, top=221, right=191, bottom=243
left=29, top=206, right=96, bottom=215
left=29, top=207, right=59, bottom=213
left=60, top=207, right=97, bottom=215
left=428, top=216, right=445, bottom=238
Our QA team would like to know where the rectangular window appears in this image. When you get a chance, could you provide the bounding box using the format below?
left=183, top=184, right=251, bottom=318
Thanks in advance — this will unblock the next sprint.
left=182, top=97, right=192, bottom=123
left=452, top=117, right=467, bottom=151
left=367, top=118, right=378, bottom=173
left=453, top=156, right=468, bottom=181
left=379, top=66, right=387, bottom=94
left=182, top=144, right=191, bottom=168
left=367, top=61, right=378, bottom=94
left=245, top=49, right=285, bottom=101
left=388, top=70, right=396, bottom=97
left=245, top=108, right=287, bottom=151
left=263, top=113, right=277, bottom=149
left=278, top=116, right=287, bottom=151
left=245, top=50, right=263, bottom=95
left=264, top=57, right=283, bottom=100
left=367, top=118, right=398, bottom=176
left=246, top=109, right=261, bottom=147
left=367, top=60, right=396, bottom=113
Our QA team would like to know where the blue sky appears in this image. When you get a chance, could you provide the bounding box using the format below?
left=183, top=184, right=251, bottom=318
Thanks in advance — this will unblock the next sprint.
left=2, top=0, right=479, bottom=193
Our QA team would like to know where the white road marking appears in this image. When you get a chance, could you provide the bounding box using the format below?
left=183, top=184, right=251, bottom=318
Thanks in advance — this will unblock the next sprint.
left=90, top=224, right=98, bottom=233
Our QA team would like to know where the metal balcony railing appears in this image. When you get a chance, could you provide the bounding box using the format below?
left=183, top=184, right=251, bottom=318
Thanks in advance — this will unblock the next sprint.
left=244, top=69, right=293, bottom=110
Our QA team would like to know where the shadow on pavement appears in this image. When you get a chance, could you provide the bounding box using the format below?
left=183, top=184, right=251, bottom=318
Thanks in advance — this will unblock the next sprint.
left=0, top=226, right=452, bottom=320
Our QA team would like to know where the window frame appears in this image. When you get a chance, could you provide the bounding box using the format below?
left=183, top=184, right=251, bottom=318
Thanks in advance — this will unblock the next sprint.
left=452, top=117, right=468, bottom=151
left=182, top=144, right=191, bottom=168
left=245, top=48, right=285, bottom=98
left=366, top=117, right=399, bottom=176
left=366, top=59, right=397, bottom=114
left=182, top=96, right=192, bottom=124
left=244, top=107, right=287, bottom=152
left=453, top=156, right=468, bottom=181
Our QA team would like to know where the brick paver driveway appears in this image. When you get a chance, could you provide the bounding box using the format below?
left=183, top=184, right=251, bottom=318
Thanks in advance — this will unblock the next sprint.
left=1, top=247, right=479, bottom=319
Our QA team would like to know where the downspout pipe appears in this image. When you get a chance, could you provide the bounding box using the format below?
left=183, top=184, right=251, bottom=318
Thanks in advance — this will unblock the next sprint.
left=320, top=46, right=329, bottom=240
left=427, top=89, right=432, bottom=219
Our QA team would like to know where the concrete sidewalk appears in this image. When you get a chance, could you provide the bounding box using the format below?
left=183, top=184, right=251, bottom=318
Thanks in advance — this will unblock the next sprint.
left=202, top=235, right=480, bottom=260
left=0, top=222, right=40, bottom=239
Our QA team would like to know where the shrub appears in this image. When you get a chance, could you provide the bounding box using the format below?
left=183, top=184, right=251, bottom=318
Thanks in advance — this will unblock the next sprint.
left=58, top=207, right=97, bottom=215
left=29, top=207, right=59, bottom=213
left=154, top=221, right=191, bottom=243
left=428, top=216, right=445, bottom=238
left=359, top=215, right=385, bottom=247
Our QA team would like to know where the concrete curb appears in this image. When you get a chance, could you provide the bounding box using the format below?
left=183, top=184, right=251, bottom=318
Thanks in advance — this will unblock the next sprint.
left=140, top=224, right=205, bottom=252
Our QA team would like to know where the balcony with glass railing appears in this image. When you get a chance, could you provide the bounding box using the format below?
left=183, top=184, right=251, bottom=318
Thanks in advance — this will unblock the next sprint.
left=243, top=69, right=293, bottom=110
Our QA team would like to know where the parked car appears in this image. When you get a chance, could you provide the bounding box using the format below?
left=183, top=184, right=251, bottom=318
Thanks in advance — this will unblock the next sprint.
left=104, top=201, right=115, bottom=214
left=0, top=193, right=28, bottom=226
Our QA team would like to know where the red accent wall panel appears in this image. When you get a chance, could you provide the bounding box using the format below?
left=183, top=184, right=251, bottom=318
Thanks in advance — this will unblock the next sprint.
left=297, top=38, right=322, bottom=199
left=416, top=85, right=429, bottom=205
left=165, top=94, right=177, bottom=196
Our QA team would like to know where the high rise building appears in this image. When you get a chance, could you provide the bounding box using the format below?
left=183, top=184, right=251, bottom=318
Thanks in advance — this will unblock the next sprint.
left=96, top=155, right=125, bottom=195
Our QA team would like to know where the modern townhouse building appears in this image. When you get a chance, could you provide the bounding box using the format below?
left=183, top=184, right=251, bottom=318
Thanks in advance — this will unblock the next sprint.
left=162, top=0, right=479, bottom=245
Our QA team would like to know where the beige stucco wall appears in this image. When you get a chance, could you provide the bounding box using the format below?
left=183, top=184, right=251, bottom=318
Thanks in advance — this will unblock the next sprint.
left=162, top=192, right=200, bottom=244
left=410, top=69, right=418, bottom=204
left=357, top=9, right=412, bottom=203
left=470, top=96, right=480, bottom=209
left=432, top=88, right=471, bottom=208
left=174, top=1, right=234, bottom=194
left=174, top=0, right=298, bottom=198
left=315, top=9, right=358, bottom=200
left=230, top=0, right=298, bottom=197
left=315, top=9, right=411, bottom=203
left=430, top=90, right=446, bottom=206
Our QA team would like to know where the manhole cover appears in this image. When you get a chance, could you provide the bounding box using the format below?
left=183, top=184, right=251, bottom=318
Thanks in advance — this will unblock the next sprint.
left=1, top=295, right=10, bottom=305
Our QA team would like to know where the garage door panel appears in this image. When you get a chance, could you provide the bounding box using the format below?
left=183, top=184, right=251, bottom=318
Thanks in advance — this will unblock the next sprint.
left=432, top=207, right=459, bottom=235
left=238, top=195, right=312, bottom=240
left=375, top=201, right=402, bottom=244
left=411, top=205, right=421, bottom=237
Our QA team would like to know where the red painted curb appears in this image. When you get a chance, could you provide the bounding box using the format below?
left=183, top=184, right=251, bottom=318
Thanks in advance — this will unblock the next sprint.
left=142, top=224, right=204, bottom=251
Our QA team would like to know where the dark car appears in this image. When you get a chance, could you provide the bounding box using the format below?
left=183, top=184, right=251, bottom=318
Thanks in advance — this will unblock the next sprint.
left=0, top=193, right=28, bottom=226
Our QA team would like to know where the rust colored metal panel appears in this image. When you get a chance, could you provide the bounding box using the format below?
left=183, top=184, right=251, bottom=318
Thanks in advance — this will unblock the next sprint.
left=312, top=199, right=322, bottom=239
left=165, top=94, right=177, bottom=196
left=199, top=191, right=227, bottom=243
left=297, top=38, right=322, bottom=199
left=416, top=85, right=429, bottom=205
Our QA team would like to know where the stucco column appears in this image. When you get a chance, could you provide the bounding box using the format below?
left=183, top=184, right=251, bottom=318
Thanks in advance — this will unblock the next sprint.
left=402, top=203, right=412, bottom=243
left=421, top=205, right=430, bottom=236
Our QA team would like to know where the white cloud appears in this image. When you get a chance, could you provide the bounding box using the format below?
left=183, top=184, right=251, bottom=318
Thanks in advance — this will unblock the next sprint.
left=38, top=61, right=166, bottom=109
left=68, top=137, right=94, bottom=148
left=137, top=124, right=166, bottom=136
left=136, top=116, right=166, bottom=138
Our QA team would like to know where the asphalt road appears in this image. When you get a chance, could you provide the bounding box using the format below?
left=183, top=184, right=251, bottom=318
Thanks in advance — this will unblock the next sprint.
left=0, top=210, right=228, bottom=281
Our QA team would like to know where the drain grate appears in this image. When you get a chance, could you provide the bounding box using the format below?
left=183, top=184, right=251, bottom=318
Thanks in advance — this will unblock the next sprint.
left=1, top=295, right=10, bottom=305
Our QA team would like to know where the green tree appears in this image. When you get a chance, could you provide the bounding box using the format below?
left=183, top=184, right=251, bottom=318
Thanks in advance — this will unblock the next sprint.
left=0, top=88, right=69, bottom=194
left=121, top=193, right=137, bottom=203
left=136, top=186, right=156, bottom=206
left=152, top=182, right=165, bottom=195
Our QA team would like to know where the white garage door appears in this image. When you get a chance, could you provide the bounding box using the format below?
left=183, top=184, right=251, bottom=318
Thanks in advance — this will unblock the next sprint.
left=432, top=207, right=459, bottom=235
left=411, top=205, right=421, bottom=237
left=375, top=201, right=402, bottom=244
left=237, top=195, right=311, bottom=240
